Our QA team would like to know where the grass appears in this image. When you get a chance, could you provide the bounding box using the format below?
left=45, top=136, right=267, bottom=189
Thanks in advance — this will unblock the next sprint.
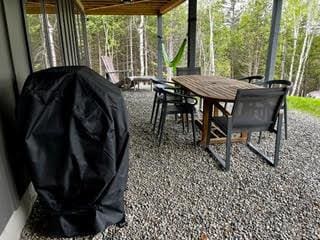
left=287, top=96, right=320, bottom=117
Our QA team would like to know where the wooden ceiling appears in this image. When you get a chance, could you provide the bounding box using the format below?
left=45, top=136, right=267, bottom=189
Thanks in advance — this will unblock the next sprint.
left=25, top=0, right=186, bottom=15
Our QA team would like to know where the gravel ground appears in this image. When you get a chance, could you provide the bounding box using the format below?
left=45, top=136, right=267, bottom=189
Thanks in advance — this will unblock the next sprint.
left=21, top=90, right=320, bottom=240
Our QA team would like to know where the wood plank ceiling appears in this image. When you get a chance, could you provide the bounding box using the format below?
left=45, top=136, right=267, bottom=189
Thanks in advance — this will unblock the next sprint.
left=25, top=0, right=186, bottom=15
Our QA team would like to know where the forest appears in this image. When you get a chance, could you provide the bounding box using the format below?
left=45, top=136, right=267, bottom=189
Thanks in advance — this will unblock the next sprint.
left=26, top=0, right=320, bottom=96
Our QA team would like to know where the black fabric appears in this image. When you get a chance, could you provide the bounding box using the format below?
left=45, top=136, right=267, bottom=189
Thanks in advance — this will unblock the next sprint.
left=17, top=66, right=129, bottom=237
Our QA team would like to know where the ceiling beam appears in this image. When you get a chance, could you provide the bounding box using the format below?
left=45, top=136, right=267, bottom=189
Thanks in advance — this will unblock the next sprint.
left=85, top=0, right=155, bottom=13
left=159, top=0, right=184, bottom=14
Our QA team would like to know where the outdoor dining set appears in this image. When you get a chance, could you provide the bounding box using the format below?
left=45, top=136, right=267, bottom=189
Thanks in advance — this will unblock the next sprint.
left=148, top=67, right=291, bottom=171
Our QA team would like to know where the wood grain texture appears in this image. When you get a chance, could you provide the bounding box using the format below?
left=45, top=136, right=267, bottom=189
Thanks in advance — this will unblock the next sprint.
left=172, top=75, right=259, bottom=102
left=25, top=0, right=185, bottom=15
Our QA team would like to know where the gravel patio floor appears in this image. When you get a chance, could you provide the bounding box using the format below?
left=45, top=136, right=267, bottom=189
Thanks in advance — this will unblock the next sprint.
left=21, top=90, right=320, bottom=240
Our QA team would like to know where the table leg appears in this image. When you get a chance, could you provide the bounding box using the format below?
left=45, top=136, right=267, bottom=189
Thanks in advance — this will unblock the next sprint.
left=200, top=98, right=212, bottom=146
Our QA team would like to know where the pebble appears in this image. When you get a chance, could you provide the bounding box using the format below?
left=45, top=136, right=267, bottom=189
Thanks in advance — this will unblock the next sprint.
left=21, top=90, right=320, bottom=240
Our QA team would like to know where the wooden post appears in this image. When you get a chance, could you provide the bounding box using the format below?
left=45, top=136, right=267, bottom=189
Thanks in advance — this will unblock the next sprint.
left=157, top=14, right=163, bottom=79
left=265, top=0, right=283, bottom=82
left=187, top=0, right=197, bottom=69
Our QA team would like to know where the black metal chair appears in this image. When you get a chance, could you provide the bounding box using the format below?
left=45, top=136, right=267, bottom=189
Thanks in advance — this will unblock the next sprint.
left=151, top=68, right=201, bottom=131
left=222, top=75, right=264, bottom=111
left=176, top=67, right=201, bottom=76
left=177, top=66, right=202, bottom=109
left=208, top=88, right=288, bottom=171
left=260, top=80, right=291, bottom=140
left=157, top=89, right=198, bottom=146
left=238, top=75, right=264, bottom=84
left=150, top=79, right=181, bottom=125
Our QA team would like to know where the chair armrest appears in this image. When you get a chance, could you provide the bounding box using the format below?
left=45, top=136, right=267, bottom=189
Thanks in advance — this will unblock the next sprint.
left=162, top=89, right=198, bottom=105
left=106, top=70, right=132, bottom=73
left=152, top=79, right=177, bottom=85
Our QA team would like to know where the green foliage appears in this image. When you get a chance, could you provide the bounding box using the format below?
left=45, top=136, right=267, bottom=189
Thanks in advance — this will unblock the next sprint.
left=288, top=96, right=320, bottom=117
left=162, top=38, right=187, bottom=72
left=25, top=0, right=320, bottom=95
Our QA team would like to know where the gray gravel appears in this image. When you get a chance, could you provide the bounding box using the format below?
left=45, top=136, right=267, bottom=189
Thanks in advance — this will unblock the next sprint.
left=21, top=90, right=320, bottom=240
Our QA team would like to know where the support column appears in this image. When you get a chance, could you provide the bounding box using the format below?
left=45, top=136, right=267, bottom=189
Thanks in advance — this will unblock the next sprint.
left=265, top=0, right=283, bottom=81
left=40, top=0, right=53, bottom=67
left=157, top=14, right=163, bottom=79
left=56, top=0, right=79, bottom=65
left=187, top=0, right=197, bottom=69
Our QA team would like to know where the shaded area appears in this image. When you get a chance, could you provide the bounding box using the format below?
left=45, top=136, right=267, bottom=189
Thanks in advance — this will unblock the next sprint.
left=22, top=90, right=320, bottom=239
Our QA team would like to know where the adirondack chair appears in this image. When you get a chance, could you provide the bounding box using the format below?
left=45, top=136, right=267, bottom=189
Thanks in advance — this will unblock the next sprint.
left=101, top=56, right=131, bottom=88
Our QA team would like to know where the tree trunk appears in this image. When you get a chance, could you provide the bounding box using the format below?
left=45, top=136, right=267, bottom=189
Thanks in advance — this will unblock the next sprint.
left=229, top=0, right=236, bottom=78
left=144, top=17, right=148, bottom=75
left=296, top=34, right=314, bottom=96
left=288, top=16, right=300, bottom=83
left=129, top=17, right=134, bottom=76
left=47, top=17, right=57, bottom=66
left=291, top=0, right=316, bottom=96
left=138, top=16, right=145, bottom=76
left=39, top=14, right=49, bottom=68
left=280, top=37, right=287, bottom=79
left=98, top=34, right=103, bottom=76
left=167, top=33, right=173, bottom=80
left=103, top=19, right=109, bottom=57
left=208, top=1, right=215, bottom=75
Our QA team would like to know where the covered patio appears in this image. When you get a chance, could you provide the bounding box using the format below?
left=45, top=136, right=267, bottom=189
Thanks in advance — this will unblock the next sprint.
left=1, top=0, right=320, bottom=239
left=21, top=90, right=320, bottom=239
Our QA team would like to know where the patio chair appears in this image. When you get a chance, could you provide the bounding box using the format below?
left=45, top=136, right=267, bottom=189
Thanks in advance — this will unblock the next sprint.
left=176, top=67, right=202, bottom=115
left=176, top=67, right=201, bottom=76
left=238, top=75, right=264, bottom=84
left=101, top=56, right=131, bottom=88
left=259, top=80, right=291, bottom=141
left=150, top=79, right=181, bottom=125
left=208, top=88, right=287, bottom=171
left=224, top=74, right=264, bottom=110
left=157, top=89, right=198, bottom=146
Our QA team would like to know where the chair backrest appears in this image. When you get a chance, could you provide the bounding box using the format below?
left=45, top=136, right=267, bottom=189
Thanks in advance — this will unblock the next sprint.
left=238, top=75, right=264, bottom=84
left=231, top=88, right=287, bottom=132
left=101, top=56, right=119, bottom=84
left=266, top=80, right=291, bottom=88
left=176, top=67, right=201, bottom=76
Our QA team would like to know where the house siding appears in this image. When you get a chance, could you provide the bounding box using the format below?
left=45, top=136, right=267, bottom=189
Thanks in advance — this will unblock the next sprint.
left=0, top=0, right=32, bottom=234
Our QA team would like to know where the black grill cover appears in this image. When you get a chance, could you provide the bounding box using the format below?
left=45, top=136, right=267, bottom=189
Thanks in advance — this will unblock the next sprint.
left=17, top=66, right=129, bottom=237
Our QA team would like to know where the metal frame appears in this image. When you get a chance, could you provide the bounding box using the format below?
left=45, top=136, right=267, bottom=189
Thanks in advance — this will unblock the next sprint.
left=56, top=0, right=80, bottom=66
left=187, top=0, right=197, bottom=68
left=207, top=113, right=283, bottom=171
left=265, top=0, right=283, bottom=81
left=157, top=14, right=163, bottom=79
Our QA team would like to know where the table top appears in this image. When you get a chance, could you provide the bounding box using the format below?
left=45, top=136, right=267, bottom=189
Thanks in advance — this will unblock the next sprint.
left=172, top=75, right=259, bottom=102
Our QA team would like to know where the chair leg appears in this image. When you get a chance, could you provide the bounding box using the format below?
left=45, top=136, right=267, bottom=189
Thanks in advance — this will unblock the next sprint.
left=157, top=103, right=165, bottom=136
left=150, top=92, right=158, bottom=124
left=258, top=132, right=262, bottom=144
left=274, top=112, right=283, bottom=166
left=191, top=112, right=196, bottom=146
left=247, top=113, right=283, bottom=167
left=181, top=114, right=185, bottom=133
left=207, top=117, right=232, bottom=171
left=153, top=99, right=161, bottom=132
left=186, top=114, right=189, bottom=133
left=158, top=106, right=167, bottom=146
left=225, top=118, right=232, bottom=170
left=284, top=102, right=288, bottom=140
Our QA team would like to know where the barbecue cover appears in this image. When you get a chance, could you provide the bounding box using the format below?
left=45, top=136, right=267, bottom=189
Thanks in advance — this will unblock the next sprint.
left=17, top=66, right=129, bottom=237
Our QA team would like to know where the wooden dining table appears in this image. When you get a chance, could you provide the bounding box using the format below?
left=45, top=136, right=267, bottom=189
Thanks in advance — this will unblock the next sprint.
left=172, top=75, right=259, bottom=146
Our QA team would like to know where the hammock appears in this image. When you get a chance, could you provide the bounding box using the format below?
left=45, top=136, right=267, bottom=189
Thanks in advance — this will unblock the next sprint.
left=162, top=38, right=187, bottom=72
